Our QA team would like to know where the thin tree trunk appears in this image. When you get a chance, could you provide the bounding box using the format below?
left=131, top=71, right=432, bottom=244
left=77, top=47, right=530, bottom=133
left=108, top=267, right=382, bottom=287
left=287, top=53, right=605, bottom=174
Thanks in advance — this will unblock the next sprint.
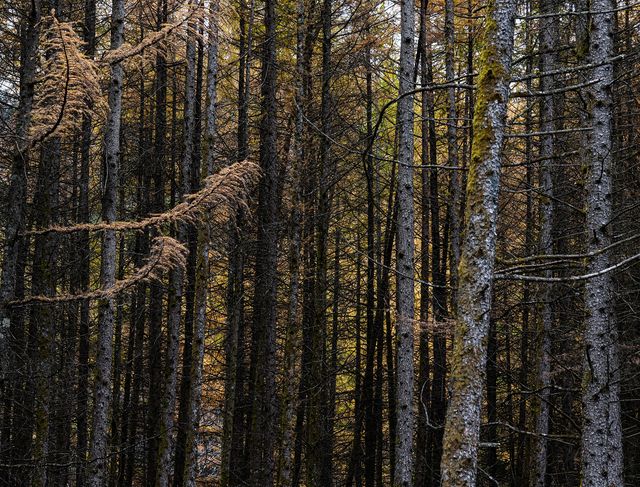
left=0, top=3, right=41, bottom=481
left=88, top=0, right=125, bottom=482
left=154, top=1, right=187, bottom=484
left=363, top=23, right=377, bottom=487
left=517, top=3, right=533, bottom=483
left=394, top=0, right=416, bottom=481
left=426, top=14, right=447, bottom=482
left=29, top=135, right=61, bottom=487
left=306, top=0, right=333, bottom=481
left=278, top=0, right=305, bottom=481
left=445, top=0, right=462, bottom=309
left=439, top=2, right=516, bottom=485
left=529, top=1, right=557, bottom=484
left=76, top=1, right=96, bottom=484
left=175, top=3, right=218, bottom=485
left=415, top=0, right=431, bottom=482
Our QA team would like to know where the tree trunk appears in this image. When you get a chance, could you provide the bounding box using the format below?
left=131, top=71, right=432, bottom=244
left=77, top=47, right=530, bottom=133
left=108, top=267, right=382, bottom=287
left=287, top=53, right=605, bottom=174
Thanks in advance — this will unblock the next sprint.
left=530, top=1, right=557, bottom=484
left=439, top=1, right=516, bottom=485
left=248, top=0, right=279, bottom=481
left=426, top=15, right=448, bottom=483
left=580, top=1, right=624, bottom=485
left=88, top=0, right=125, bottom=483
left=415, top=0, right=431, bottom=482
left=394, top=0, right=416, bottom=480
left=76, top=1, right=96, bottom=483
left=0, top=4, right=41, bottom=481
left=445, top=0, right=462, bottom=310
left=278, top=0, right=305, bottom=481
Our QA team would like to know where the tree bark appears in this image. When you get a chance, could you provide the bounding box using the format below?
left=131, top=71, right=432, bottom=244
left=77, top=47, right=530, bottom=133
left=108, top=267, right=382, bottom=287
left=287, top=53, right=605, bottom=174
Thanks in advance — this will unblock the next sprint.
left=529, top=1, right=557, bottom=485
left=580, top=1, right=624, bottom=485
left=394, top=0, right=416, bottom=480
left=88, top=0, right=125, bottom=483
left=0, top=5, right=41, bottom=481
left=248, top=0, right=280, bottom=481
left=439, top=1, right=516, bottom=485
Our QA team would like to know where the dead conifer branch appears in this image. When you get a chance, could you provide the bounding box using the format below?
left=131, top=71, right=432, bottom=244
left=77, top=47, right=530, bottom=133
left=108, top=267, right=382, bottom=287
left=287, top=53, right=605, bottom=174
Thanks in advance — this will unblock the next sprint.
left=11, top=236, right=187, bottom=305
left=30, top=15, right=106, bottom=143
left=28, top=161, right=261, bottom=236
left=101, top=3, right=205, bottom=67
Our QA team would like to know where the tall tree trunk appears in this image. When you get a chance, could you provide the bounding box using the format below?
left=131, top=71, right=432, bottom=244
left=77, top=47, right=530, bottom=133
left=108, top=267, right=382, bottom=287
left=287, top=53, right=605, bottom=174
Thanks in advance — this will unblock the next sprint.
left=306, top=0, right=333, bottom=482
left=439, top=1, right=516, bottom=485
left=0, top=3, right=41, bottom=482
left=248, top=0, right=279, bottom=481
left=445, top=0, right=462, bottom=309
left=154, top=0, right=183, bottom=482
left=76, top=1, right=96, bottom=484
left=278, top=0, right=305, bottom=481
left=530, top=1, right=557, bottom=484
left=175, top=3, right=218, bottom=486
left=362, top=22, right=378, bottom=487
left=394, top=0, right=416, bottom=480
left=426, top=14, right=447, bottom=483
left=580, top=0, right=624, bottom=485
left=88, top=0, right=125, bottom=483
left=415, top=0, right=431, bottom=482
left=29, top=136, right=61, bottom=487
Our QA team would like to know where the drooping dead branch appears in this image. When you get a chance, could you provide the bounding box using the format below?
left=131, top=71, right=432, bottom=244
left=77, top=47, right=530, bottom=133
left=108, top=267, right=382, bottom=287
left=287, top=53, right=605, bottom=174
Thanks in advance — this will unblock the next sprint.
left=28, top=160, right=261, bottom=236
left=101, top=2, right=206, bottom=67
left=12, top=236, right=187, bottom=305
left=29, top=15, right=106, bottom=143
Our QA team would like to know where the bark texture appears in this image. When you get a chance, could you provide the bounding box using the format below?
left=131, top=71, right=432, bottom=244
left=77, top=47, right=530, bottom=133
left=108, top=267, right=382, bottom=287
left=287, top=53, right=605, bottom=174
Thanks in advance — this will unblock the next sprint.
left=439, top=1, right=516, bottom=485
left=88, top=0, right=125, bottom=483
left=580, top=0, right=624, bottom=485
left=394, top=0, right=416, bottom=482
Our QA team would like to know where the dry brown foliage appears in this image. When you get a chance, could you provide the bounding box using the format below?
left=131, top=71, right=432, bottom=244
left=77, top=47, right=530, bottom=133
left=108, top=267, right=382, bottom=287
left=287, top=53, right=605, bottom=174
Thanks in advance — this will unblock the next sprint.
left=19, top=161, right=260, bottom=304
left=29, top=15, right=106, bottom=143
left=28, top=160, right=261, bottom=236
left=101, top=2, right=206, bottom=69
left=13, top=236, right=187, bottom=305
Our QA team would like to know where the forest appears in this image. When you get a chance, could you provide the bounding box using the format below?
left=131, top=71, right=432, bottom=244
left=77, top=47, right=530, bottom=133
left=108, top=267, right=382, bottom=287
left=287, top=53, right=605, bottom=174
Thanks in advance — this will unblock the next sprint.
left=0, top=0, right=639, bottom=485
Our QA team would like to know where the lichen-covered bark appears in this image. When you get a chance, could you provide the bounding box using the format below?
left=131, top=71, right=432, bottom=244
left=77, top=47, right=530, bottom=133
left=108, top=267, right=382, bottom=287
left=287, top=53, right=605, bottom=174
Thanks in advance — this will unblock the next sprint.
left=394, top=0, right=415, bottom=482
left=580, top=0, right=623, bottom=485
left=445, top=0, right=462, bottom=309
left=439, top=1, right=516, bottom=485
left=88, top=0, right=125, bottom=484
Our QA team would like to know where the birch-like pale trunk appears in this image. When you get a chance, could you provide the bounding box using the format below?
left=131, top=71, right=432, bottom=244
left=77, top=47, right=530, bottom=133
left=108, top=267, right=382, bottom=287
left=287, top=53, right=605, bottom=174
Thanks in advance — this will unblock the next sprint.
left=394, top=0, right=415, bottom=481
left=439, top=1, right=516, bottom=485
left=88, top=0, right=125, bottom=484
left=580, top=0, right=624, bottom=485
left=530, top=1, right=556, bottom=485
